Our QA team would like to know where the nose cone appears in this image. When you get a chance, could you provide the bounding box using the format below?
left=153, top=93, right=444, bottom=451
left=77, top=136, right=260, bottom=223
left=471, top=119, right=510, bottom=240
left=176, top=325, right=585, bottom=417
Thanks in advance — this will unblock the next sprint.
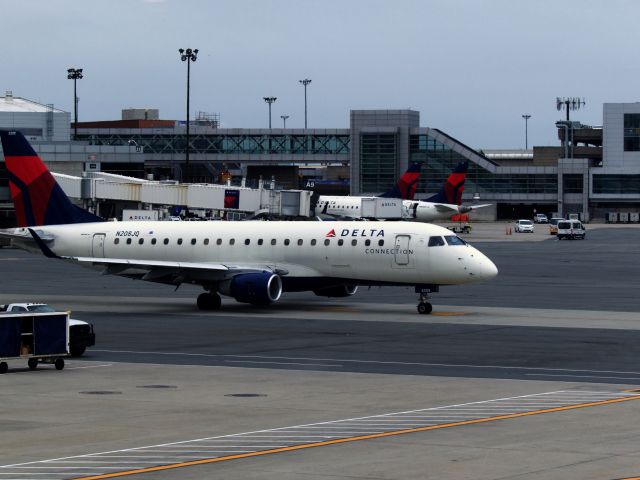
left=480, top=256, right=499, bottom=279
left=469, top=247, right=498, bottom=281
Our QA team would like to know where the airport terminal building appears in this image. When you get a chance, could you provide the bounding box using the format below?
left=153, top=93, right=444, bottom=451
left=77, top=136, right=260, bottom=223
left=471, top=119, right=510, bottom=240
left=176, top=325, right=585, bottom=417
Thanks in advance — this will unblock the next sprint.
left=2, top=91, right=640, bottom=222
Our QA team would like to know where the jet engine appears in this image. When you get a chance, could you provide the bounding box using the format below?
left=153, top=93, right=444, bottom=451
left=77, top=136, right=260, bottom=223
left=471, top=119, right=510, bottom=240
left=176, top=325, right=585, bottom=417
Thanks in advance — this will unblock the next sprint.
left=219, top=272, right=283, bottom=305
left=312, top=284, right=358, bottom=297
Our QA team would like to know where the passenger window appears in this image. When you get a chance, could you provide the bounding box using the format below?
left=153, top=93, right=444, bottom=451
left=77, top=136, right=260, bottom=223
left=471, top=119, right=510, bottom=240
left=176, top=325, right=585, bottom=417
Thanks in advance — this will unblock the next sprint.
left=378, top=239, right=384, bottom=246
left=151, top=238, right=157, bottom=245
left=324, top=239, right=330, bottom=246
left=204, top=238, right=209, bottom=245
left=216, top=239, right=222, bottom=245
left=338, top=239, right=344, bottom=246
left=114, top=238, right=119, bottom=245
left=126, top=238, right=132, bottom=245
left=163, top=238, right=169, bottom=245
left=271, top=239, right=276, bottom=245
left=191, top=238, right=196, bottom=245
left=229, top=239, right=235, bottom=245
left=428, top=236, right=445, bottom=247
left=351, top=239, right=357, bottom=246
left=177, top=238, right=183, bottom=245
left=284, top=239, right=290, bottom=246
left=365, top=239, right=371, bottom=246
left=311, top=239, right=317, bottom=246
left=258, top=239, right=263, bottom=245
left=245, top=239, right=250, bottom=245
left=139, top=238, right=144, bottom=245
left=297, top=239, right=303, bottom=246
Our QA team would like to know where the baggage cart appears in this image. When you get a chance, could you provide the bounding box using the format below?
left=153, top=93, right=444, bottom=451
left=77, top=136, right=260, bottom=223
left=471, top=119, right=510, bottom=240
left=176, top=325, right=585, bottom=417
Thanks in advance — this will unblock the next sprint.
left=0, top=312, right=69, bottom=374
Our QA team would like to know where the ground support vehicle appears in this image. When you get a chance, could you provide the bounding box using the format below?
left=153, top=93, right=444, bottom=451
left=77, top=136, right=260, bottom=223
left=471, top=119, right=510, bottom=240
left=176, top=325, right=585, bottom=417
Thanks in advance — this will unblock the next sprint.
left=557, top=220, right=586, bottom=240
left=1, top=303, right=95, bottom=357
left=0, top=311, right=69, bottom=374
left=548, top=217, right=563, bottom=235
left=447, top=224, right=472, bottom=234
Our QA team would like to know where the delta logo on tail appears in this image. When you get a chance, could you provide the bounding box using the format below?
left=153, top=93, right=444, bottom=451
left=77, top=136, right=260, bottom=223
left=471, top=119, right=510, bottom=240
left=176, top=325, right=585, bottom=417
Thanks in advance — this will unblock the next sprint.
left=427, top=161, right=468, bottom=206
left=0, top=130, right=103, bottom=227
left=379, top=162, right=422, bottom=200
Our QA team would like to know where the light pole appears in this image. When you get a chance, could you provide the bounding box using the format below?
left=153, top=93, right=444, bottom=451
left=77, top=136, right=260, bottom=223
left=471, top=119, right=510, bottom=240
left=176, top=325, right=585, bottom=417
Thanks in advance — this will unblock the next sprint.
left=299, top=78, right=311, bottom=128
left=67, top=68, right=83, bottom=140
left=280, top=115, right=289, bottom=128
left=179, top=48, right=198, bottom=183
left=522, top=114, right=531, bottom=150
left=263, top=97, right=277, bottom=128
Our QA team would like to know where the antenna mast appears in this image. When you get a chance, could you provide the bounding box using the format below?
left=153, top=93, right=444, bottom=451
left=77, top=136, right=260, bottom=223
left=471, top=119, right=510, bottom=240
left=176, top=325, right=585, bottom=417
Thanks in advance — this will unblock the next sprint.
left=556, top=97, right=586, bottom=122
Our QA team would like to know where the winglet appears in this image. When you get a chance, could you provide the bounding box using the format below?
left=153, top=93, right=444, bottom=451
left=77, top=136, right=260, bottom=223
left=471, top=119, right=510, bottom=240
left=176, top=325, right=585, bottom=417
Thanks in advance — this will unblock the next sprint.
left=27, top=228, right=58, bottom=258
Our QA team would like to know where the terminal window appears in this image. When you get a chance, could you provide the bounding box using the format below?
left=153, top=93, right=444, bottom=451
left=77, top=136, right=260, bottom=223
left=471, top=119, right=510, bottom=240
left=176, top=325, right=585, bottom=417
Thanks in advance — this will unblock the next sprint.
left=563, top=174, right=583, bottom=193
left=623, top=114, right=640, bottom=151
left=360, top=134, right=397, bottom=193
left=593, top=174, right=640, bottom=194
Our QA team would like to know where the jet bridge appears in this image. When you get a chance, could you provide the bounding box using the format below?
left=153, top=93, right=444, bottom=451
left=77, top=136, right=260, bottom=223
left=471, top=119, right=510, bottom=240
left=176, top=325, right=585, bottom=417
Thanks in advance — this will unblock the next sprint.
left=51, top=172, right=312, bottom=218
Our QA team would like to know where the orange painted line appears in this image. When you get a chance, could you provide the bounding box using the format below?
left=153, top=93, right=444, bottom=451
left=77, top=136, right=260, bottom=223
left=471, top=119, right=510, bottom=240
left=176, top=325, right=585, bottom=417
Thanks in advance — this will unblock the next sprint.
left=73, top=395, right=640, bottom=480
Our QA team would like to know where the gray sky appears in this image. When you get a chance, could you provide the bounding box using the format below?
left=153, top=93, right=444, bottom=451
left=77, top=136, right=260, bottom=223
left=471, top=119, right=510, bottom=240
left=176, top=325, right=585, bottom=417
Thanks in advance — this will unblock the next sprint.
left=3, top=0, right=638, bottom=148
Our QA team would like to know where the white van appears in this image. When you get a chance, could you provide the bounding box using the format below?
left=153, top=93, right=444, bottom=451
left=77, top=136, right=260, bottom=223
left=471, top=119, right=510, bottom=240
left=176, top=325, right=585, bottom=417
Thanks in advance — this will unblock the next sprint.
left=556, top=219, right=586, bottom=240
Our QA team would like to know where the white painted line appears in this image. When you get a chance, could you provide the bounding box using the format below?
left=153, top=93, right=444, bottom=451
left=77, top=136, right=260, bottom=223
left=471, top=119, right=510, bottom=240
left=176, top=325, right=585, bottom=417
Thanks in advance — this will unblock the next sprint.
left=136, top=445, right=288, bottom=449
left=65, top=363, right=113, bottom=370
left=12, top=466, right=124, bottom=470
left=527, top=373, right=640, bottom=380
left=90, top=349, right=640, bottom=376
left=223, top=360, right=344, bottom=367
left=129, top=450, right=253, bottom=454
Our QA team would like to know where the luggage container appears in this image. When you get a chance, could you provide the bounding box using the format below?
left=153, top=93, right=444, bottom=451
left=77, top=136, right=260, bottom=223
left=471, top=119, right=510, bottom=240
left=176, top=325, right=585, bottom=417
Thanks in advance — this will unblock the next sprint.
left=619, top=212, right=630, bottom=223
left=607, top=212, right=618, bottom=223
left=0, top=312, right=69, bottom=374
left=630, top=213, right=639, bottom=223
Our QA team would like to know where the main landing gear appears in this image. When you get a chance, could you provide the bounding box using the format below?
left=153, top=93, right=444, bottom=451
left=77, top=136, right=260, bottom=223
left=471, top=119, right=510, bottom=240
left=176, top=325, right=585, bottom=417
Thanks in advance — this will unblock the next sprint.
left=197, top=292, right=221, bottom=311
left=415, top=285, right=438, bottom=315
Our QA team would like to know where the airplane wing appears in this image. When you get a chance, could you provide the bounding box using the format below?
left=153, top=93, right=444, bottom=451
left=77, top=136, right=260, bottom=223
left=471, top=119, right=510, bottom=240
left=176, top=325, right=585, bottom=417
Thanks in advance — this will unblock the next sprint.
left=69, top=256, right=280, bottom=284
left=458, top=204, right=492, bottom=214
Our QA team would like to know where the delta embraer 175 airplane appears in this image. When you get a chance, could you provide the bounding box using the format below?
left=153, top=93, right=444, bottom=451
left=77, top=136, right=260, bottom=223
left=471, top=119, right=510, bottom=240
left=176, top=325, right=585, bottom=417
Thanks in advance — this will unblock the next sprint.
left=316, top=161, right=490, bottom=222
left=0, top=130, right=497, bottom=314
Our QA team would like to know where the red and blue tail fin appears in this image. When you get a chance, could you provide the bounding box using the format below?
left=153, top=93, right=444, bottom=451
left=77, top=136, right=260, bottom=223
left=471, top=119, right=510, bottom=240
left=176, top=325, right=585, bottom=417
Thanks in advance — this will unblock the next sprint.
left=426, top=161, right=468, bottom=205
left=0, top=130, right=103, bottom=227
left=379, top=162, right=422, bottom=200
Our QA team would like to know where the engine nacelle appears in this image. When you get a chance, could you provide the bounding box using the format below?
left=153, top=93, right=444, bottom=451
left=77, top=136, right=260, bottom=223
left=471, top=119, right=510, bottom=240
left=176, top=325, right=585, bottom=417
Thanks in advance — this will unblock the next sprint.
left=219, top=272, right=282, bottom=305
left=313, top=284, right=358, bottom=298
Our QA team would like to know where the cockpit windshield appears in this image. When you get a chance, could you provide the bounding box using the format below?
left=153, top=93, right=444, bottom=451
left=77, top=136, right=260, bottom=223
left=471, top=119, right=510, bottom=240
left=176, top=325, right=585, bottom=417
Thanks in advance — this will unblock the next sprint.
left=444, top=235, right=467, bottom=246
left=428, top=236, right=445, bottom=247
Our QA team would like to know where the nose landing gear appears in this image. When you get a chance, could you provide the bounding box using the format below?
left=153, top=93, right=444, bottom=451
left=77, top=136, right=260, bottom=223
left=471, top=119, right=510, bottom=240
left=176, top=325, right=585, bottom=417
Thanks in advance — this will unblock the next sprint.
left=415, top=285, right=438, bottom=315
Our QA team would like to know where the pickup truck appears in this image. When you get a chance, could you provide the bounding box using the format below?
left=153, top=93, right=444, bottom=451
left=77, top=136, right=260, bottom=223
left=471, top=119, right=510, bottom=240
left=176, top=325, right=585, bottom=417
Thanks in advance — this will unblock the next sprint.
left=0, top=303, right=95, bottom=357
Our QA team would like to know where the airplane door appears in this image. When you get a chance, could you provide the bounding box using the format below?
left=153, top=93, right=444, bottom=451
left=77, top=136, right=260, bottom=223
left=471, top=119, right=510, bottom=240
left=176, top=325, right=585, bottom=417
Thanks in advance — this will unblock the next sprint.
left=92, top=234, right=106, bottom=258
left=394, top=235, right=411, bottom=266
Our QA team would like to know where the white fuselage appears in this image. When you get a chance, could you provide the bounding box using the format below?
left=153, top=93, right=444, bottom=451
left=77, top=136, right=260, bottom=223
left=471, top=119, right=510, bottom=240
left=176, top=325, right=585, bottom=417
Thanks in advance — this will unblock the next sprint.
left=317, top=196, right=463, bottom=222
left=36, top=220, right=497, bottom=287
